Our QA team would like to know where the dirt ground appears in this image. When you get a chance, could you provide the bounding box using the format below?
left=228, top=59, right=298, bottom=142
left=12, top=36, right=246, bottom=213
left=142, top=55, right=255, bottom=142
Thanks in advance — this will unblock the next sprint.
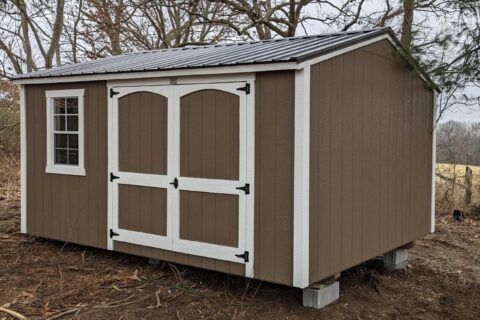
left=0, top=199, right=479, bottom=320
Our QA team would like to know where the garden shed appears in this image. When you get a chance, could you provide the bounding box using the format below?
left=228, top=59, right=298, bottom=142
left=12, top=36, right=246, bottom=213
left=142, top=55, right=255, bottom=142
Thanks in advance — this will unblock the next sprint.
left=11, top=27, right=437, bottom=297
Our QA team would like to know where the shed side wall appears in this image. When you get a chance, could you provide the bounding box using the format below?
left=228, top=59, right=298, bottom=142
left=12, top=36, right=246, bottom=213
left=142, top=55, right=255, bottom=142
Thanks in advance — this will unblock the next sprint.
left=26, top=81, right=109, bottom=249
left=309, top=40, right=434, bottom=284
left=254, top=71, right=295, bottom=285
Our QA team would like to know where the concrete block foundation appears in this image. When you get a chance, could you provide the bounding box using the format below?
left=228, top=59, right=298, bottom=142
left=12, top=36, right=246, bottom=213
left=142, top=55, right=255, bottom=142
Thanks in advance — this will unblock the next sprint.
left=303, top=281, right=340, bottom=309
left=383, top=248, right=408, bottom=270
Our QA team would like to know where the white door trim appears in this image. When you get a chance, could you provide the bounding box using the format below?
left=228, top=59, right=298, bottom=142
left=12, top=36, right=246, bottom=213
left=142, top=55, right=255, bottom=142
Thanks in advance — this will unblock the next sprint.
left=107, top=75, right=255, bottom=277
left=108, top=85, right=175, bottom=250
left=172, top=81, right=255, bottom=273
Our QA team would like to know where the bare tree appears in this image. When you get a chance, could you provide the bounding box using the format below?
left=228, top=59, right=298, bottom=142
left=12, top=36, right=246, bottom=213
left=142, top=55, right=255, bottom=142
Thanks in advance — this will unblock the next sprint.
left=0, top=0, right=66, bottom=75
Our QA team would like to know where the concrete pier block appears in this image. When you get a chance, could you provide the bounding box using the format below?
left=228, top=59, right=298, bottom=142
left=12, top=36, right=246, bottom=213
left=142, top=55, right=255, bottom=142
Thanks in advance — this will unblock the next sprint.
left=383, top=248, right=408, bottom=270
left=303, top=281, right=340, bottom=309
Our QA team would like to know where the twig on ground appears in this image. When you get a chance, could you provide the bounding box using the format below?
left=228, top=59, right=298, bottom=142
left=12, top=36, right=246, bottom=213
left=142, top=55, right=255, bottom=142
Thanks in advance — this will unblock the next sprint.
left=91, top=295, right=150, bottom=309
left=46, top=307, right=80, bottom=320
left=0, top=306, right=27, bottom=319
left=169, top=263, right=182, bottom=282
left=155, top=289, right=163, bottom=308
left=467, top=283, right=478, bottom=319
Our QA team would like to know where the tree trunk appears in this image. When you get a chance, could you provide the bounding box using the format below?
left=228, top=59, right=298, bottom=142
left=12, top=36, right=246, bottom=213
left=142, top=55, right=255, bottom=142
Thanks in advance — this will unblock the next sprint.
left=400, top=0, right=414, bottom=50
left=464, top=166, right=473, bottom=206
left=45, top=0, right=65, bottom=69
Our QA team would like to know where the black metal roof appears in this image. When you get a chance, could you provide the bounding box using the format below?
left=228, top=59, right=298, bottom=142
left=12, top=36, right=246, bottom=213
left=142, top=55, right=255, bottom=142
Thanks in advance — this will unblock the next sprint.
left=12, top=28, right=401, bottom=80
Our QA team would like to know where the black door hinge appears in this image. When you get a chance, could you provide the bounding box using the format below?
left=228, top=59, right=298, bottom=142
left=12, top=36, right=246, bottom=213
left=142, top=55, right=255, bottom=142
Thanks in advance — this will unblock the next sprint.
left=109, top=229, right=119, bottom=238
left=236, top=83, right=250, bottom=94
left=110, top=88, right=119, bottom=98
left=236, top=183, right=250, bottom=195
left=170, top=177, right=178, bottom=189
left=235, top=251, right=249, bottom=262
left=110, top=172, right=119, bottom=182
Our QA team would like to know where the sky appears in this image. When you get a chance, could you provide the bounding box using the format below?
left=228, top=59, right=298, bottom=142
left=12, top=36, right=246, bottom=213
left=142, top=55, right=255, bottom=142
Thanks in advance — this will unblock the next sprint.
left=439, top=87, right=480, bottom=123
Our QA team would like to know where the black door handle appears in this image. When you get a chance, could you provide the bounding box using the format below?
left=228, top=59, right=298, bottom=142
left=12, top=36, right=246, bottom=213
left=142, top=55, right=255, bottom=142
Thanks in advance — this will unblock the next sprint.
left=170, top=177, right=178, bottom=189
left=236, top=183, right=250, bottom=195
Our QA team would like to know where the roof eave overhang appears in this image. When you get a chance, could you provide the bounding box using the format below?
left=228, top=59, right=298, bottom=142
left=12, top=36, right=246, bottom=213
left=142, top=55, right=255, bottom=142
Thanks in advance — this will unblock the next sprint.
left=11, top=61, right=298, bottom=85
left=11, top=29, right=440, bottom=93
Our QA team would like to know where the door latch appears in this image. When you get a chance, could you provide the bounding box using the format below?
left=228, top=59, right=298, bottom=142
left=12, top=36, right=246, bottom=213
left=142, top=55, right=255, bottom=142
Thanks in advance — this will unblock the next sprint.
left=109, top=88, right=119, bottom=98
left=109, top=229, right=119, bottom=238
left=236, top=183, right=250, bottom=195
left=236, top=83, right=250, bottom=94
left=170, top=177, right=178, bottom=189
left=110, top=172, right=119, bottom=182
left=235, top=251, right=249, bottom=262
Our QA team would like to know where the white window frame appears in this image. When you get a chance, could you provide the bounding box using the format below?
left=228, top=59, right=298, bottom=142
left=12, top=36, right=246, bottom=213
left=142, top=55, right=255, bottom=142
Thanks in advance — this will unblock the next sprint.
left=45, top=89, right=86, bottom=176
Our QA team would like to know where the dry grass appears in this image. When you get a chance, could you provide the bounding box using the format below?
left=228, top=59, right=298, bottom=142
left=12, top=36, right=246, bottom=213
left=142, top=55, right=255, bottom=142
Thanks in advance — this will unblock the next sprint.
left=0, top=155, right=19, bottom=201
left=436, top=163, right=480, bottom=215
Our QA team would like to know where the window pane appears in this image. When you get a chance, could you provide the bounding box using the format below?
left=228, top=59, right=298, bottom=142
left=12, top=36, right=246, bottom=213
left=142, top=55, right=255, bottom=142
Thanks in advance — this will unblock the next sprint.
left=54, top=98, right=66, bottom=114
left=68, top=149, right=79, bottom=165
left=55, top=148, right=68, bottom=164
left=54, top=134, right=68, bottom=148
left=67, top=134, right=78, bottom=149
left=54, top=115, right=66, bottom=131
left=66, top=115, right=78, bottom=131
left=66, top=98, right=78, bottom=114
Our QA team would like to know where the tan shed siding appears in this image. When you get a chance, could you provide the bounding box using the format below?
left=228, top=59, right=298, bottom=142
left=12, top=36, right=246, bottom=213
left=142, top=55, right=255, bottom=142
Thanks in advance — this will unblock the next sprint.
left=119, top=185, right=167, bottom=236
left=179, top=191, right=239, bottom=247
left=254, top=71, right=295, bottom=285
left=309, top=40, right=434, bottom=284
left=25, top=81, right=108, bottom=249
left=180, top=90, right=240, bottom=180
left=118, top=92, right=168, bottom=175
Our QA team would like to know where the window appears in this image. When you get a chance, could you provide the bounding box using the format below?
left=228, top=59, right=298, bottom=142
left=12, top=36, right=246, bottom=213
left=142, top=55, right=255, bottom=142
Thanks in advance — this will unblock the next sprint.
left=45, top=89, right=85, bottom=176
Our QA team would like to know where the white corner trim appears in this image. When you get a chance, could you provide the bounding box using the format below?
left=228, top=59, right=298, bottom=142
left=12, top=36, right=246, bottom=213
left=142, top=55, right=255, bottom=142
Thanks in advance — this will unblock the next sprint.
left=20, top=84, right=27, bottom=234
left=431, top=92, right=438, bottom=233
left=45, top=89, right=86, bottom=176
left=293, top=66, right=311, bottom=288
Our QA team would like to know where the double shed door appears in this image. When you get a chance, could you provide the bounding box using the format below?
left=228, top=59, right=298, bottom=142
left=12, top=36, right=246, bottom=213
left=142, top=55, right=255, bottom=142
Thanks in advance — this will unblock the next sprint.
left=109, top=82, right=253, bottom=268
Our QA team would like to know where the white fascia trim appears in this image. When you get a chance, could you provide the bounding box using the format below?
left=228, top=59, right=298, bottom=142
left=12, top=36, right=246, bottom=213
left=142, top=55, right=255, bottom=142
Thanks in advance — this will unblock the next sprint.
left=431, top=92, right=438, bottom=233
left=13, top=63, right=296, bottom=85
left=45, top=88, right=86, bottom=176
left=20, top=84, right=27, bottom=234
left=108, top=73, right=254, bottom=88
left=293, top=66, right=310, bottom=288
